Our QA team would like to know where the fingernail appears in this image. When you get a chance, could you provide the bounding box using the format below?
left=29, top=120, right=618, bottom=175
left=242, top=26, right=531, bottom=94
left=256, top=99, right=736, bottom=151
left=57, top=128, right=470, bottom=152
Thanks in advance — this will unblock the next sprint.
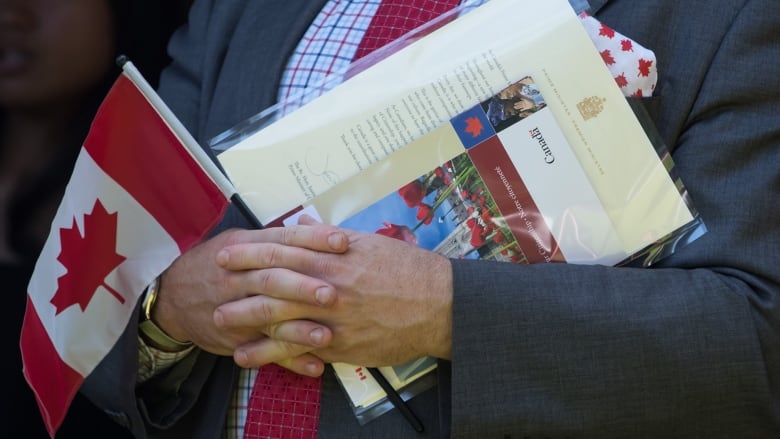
left=216, top=249, right=229, bottom=266
left=327, top=232, right=345, bottom=250
left=213, top=309, right=224, bottom=327
left=315, top=287, right=333, bottom=306
left=305, top=361, right=322, bottom=376
left=310, top=327, right=324, bottom=346
left=235, top=350, right=248, bottom=367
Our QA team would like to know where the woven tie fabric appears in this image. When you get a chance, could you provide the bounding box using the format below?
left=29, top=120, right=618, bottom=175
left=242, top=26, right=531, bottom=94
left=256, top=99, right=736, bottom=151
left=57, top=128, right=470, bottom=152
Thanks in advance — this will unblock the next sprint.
left=243, top=364, right=322, bottom=439
left=353, top=0, right=461, bottom=61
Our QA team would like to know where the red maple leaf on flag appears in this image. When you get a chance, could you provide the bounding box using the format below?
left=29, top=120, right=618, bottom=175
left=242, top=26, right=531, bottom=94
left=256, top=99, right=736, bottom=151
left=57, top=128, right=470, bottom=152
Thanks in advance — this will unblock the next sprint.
left=620, top=39, right=634, bottom=52
left=638, top=58, right=654, bottom=77
left=615, top=73, right=629, bottom=88
left=599, top=23, right=615, bottom=39
left=464, top=116, right=484, bottom=138
left=601, top=49, right=616, bottom=66
left=50, top=200, right=127, bottom=315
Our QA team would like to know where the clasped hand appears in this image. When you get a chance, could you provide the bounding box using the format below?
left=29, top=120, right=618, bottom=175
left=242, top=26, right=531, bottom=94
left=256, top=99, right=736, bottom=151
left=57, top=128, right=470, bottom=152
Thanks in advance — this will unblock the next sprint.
left=155, top=216, right=453, bottom=377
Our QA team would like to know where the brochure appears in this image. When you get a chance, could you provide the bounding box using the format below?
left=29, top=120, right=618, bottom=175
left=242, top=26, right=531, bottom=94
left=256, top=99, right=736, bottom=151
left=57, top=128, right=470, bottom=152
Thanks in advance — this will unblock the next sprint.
left=215, top=0, right=667, bottom=228
left=280, top=73, right=695, bottom=266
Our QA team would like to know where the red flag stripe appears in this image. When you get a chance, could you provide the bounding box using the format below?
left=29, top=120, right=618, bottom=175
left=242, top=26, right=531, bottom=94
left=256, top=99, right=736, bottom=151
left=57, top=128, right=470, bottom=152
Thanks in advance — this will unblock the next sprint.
left=21, top=298, right=83, bottom=437
left=83, top=75, right=228, bottom=252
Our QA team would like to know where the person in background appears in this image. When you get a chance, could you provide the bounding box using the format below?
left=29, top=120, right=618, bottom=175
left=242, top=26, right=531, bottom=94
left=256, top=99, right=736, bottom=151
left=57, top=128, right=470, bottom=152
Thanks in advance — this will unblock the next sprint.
left=76, top=0, right=780, bottom=437
left=0, top=0, right=190, bottom=436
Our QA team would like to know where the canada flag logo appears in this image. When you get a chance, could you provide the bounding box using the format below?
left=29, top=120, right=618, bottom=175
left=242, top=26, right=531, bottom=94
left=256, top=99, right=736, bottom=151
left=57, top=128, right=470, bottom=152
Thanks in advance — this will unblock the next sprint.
left=464, top=116, right=484, bottom=138
left=452, top=105, right=494, bottom=150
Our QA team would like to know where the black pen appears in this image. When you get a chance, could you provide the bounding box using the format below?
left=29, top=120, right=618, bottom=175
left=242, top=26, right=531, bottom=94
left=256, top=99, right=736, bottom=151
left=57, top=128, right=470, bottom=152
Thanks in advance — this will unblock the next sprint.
left=367, top=367, right=424, bottom=433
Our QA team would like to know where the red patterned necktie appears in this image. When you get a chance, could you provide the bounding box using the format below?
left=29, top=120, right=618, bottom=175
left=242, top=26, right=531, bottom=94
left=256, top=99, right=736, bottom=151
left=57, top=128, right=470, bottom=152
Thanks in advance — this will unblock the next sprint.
left=243, top=2, right=460, bottom=439
left=354, top=0, right=461, bottom=61
left=243, top=364, right=322, bottom=439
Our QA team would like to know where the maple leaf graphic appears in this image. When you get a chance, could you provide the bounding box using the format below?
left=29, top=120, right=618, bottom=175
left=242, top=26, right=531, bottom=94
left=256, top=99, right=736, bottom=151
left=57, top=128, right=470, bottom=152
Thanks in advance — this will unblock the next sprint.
left=599, top=23, right=616, bottom=39
left=464, top=116, right=484, bottom=138
left=51, top=200, right=127, bottom=315
left=638, top=58, right=654, bottom=77
left=601, top=49, right=616, bottom=66
left=620, top=39, right=634, bottom=52
left=615, top=73, right=629, bottom=88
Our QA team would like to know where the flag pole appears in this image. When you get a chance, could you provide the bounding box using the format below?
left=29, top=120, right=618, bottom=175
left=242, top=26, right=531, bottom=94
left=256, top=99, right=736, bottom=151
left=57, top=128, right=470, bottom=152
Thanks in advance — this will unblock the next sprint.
left=116, top=56, right=264, bottom=229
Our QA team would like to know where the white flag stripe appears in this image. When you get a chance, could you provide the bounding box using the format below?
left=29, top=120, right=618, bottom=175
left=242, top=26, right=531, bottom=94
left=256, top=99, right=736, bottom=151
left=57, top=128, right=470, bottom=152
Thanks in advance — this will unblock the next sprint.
left=28, top=148, right=180, bottom=375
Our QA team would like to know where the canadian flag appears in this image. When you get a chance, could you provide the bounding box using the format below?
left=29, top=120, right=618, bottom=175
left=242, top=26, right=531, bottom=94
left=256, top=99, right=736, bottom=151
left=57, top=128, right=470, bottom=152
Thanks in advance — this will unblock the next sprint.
left=19, top=67, right=230, bottom=436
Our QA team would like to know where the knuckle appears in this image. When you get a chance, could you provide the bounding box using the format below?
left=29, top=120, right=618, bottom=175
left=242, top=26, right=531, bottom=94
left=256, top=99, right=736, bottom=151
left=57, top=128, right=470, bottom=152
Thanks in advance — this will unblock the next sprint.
left=264, top=322, right=280, bottom=340
left=309, top=252, right=332, bottom=276
left=296, top=278, right=311, bottom=302
left=280, top=226, right=297, bottom=246
left=257, top=269, right=273, bottom=293
left=218, top=272, right=234, bottom=295
left=264, top=244, right=283, bottom=267
left=279, top=340, right=301, bottom=358
left=223, top=228, right=245, bottom=247
left=255, top=298, right=275, bottom=323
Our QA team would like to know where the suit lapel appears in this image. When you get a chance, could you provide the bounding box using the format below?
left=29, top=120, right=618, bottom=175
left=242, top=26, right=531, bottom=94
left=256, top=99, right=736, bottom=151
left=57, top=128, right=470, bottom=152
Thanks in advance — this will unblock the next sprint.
left=205, top=0, right=329, bottom=140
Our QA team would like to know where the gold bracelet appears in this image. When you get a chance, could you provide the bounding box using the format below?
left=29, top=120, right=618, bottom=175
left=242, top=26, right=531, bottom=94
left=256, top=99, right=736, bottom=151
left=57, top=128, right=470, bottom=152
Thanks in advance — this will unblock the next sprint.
left=139, top=276, right=193, bottom=352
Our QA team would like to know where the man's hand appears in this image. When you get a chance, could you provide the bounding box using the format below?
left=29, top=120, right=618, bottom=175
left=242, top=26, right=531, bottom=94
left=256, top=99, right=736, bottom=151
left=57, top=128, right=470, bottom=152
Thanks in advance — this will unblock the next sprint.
left=214, top=216, right=454, bottom=369
left=151, top=224, right=349, bottom=376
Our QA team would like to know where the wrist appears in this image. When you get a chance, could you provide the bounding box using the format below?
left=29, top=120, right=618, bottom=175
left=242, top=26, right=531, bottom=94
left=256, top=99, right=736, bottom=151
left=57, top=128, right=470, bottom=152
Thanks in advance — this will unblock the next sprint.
left=139, top=275, right=193, bottom=352
left=427, top=254, right=453, bottom=360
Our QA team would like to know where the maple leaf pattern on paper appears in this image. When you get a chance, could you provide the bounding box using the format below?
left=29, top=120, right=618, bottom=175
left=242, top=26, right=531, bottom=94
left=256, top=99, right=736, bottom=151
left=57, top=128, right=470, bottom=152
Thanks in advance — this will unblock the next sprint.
left=464, top=116, right=484, bottom=138
left=50, top=200, right=127, bottom=315
left=599, top=23, right=615, bottom=39
left=638, top=58, right=654, bottom=77
left=620, top=39, right=634, bottom=52
left=600, top=49, right=616, bottom=66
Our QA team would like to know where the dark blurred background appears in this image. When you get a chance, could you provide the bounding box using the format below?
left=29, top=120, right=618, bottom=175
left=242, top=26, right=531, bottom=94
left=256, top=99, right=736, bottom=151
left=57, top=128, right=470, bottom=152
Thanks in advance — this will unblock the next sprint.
left=1, top=0, right=192, bottom=436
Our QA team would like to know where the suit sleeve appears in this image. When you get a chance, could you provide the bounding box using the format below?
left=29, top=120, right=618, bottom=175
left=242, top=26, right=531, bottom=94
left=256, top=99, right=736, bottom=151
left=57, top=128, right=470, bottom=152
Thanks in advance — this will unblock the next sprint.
left=447, top=0, right=780, bottom=437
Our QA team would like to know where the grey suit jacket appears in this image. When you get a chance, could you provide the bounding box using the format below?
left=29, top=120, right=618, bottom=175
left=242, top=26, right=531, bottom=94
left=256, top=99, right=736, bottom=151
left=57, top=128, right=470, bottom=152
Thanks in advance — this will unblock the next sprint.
left=83, top=0, right=780, bottom=437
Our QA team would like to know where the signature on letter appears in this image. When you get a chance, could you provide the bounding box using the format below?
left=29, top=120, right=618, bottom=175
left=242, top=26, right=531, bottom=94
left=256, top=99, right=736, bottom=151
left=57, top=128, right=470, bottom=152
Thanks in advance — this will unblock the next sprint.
left=305, top=147, right=341, bottom=187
